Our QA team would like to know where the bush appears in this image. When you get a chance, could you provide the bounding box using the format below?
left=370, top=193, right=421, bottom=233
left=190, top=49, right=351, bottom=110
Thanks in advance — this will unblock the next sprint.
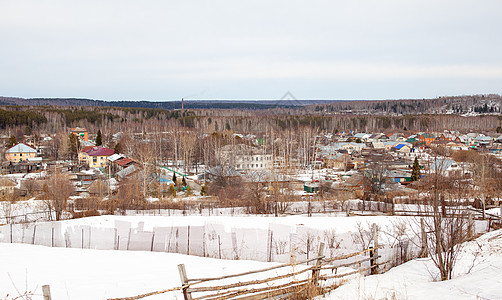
left=72, top=209, right=100, bottom=219
left=168, top=184, right=176, bottom=197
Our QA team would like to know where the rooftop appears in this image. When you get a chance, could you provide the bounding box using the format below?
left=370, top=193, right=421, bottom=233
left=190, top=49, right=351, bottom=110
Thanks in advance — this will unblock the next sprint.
left=82, top=146, right=114, bottom=157
left=6, top=143, right=37, bottom=154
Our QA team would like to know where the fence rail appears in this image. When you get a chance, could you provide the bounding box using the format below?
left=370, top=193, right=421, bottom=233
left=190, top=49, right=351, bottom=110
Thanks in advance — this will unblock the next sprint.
left=109, top=240, right=387, bottom=300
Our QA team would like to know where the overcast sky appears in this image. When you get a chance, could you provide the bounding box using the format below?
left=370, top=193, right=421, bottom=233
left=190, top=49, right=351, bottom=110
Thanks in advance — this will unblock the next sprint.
left=1, top=0, right=501, bottom=101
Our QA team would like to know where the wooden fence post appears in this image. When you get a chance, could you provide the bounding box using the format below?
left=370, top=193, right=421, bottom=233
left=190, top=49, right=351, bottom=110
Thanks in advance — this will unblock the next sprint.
left=267, top=229, right=273, bottom=262
left=370, top=223, right=379, bottom=275
left=187, top=226, right=190, bottom=255
left=178, top=264, right=193, bottom=300
left=312, top=242, right=325, bottom=286
left=218, top=235, right=222, bottom=259
left=42, top=285, right=52, bottom=300
left=420, top=219, right=428, bottom=258
left=468, top=212, right=474, bottom=239
left=32, top=225, right=36, bottom=245
left=151, top=232, right=155, bottom=252
left=499, top=203, right=502, bottom=224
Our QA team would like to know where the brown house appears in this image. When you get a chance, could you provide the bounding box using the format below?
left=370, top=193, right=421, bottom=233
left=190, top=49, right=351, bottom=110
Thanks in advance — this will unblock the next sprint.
left=418, top=133, right=435, bottom=146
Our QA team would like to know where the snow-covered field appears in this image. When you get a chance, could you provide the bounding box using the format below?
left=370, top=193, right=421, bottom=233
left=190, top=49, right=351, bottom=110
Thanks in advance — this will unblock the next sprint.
left=2, top=228, right=501, bottom=300
left=321, top=229, right=502, bottom=300
left=0, top=242, right=279, bottom=300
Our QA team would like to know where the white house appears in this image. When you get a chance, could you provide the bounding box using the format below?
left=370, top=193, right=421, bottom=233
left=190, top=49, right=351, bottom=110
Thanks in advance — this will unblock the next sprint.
left=218, top=144, right=273, bottom=172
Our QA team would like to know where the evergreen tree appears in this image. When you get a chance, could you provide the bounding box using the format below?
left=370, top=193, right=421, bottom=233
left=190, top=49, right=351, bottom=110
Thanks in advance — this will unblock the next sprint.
left=185, top=186, right=193, bottom=196
left=172, top=172, right=177, bottom=184
left=182, top=176, right=187, bottom=186
left=96, top=129, right=102, bottom=146
left=200, top=185, right=208, bottom=196
left=168, top=184, right=176, bottom=197
left=411, top=157, right=421, bottom=181
left=114, top=142, right=120, bottom=154
left=7, top=135, right=16, bottom=148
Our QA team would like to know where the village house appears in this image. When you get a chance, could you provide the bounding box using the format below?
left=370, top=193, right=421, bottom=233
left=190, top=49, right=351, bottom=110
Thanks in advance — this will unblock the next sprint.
left=107, top=153, right=137, bottom=174
left=5, top=143, right=37, bottom=163
left=353, top=133, right=371, bottom=142
left=435, top=133, right=454, bottom=143
left=0, top=178, right=17, bottom=195
left=392, top=143, right=413, bottom=153
left=418, top=133, right=435, bottom=146
left=218, top=144, right=273, bottom=172
left=367, top=133, right=387, bottom=143
left=371, top=141, right=385, bottom=150
left=71, top=127, right=89, bottom=141
left=78, top=146, right=114, bottom=168
left=323, top=153, right=350, bottom=170
left=428, top=158, right=459, bottom=176
left=473, top=135, right=493, bottom=147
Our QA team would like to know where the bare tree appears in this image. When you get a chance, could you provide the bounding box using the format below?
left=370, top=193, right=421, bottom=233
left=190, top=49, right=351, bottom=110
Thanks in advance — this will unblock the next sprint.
left=115, top=176, right=146, bottom=212
left=21, top=178, right=40, bottom=197
left=0, top=192, right=15, bottom=224
left=351, top=221, right=374, bottom=251
left=43, top=171, right=75, bottom=221
left=420, top=157, right=470, bottom=281
left=134, top=140, right=159, bottom=198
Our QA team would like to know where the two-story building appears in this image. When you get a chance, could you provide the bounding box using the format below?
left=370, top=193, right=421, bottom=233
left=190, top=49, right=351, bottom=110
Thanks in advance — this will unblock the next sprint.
left=71, top=127, right=89, bottom=141
left=218, top=144, right=273, bottom=172
left=78, top=146, right=114, bottom=168
left=418, top=133, right=435, bottom=146
left=5, top=143, right=37, bottom=163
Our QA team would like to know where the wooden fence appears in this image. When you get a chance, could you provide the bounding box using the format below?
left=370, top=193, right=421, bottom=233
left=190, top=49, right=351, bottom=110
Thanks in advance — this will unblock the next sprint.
left=109, top=228, right=387, bottom=300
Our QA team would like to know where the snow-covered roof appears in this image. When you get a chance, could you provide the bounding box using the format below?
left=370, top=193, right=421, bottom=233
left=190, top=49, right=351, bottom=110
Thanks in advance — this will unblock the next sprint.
left=107, top=154, right=125, bottom=162
left=26, top=157, right=42, bottom=162
left=372, top=141, right=385, bottom=149
left=474, top=135, right=492, bottom=141
left=6, top=143, right=36, bottom=154
left=117, top=164, right=138, bottom=179
left=81, top=140, right=95, bottom=147
left=430, top=159, right=456, bottom=172
left=353, top=133, right=370, bottom=139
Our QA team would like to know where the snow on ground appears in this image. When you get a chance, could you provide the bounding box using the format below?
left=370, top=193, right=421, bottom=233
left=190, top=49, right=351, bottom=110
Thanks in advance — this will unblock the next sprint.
left=487, top=207, right=501, bottom=217
left=2, top=228, right=501, bottom=300
left=320, top=229, right=502, bottom=300
left=0, top=198, right=46, bottom=219
left=0, top=243, right=280, bottom=300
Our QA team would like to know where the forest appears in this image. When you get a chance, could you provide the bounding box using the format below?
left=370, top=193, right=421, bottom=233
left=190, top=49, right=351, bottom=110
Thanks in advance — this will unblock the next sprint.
left=0, top=103, right=501, bottom=137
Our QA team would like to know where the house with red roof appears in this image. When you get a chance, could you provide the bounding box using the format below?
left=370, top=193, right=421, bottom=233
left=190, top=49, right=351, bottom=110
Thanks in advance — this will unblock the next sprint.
left=78, top=146, right=114, bottom=168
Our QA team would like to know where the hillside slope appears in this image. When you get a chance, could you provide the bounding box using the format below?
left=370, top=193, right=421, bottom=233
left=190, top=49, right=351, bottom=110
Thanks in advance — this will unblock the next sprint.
left=322, top=229, right=502, bottom=299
